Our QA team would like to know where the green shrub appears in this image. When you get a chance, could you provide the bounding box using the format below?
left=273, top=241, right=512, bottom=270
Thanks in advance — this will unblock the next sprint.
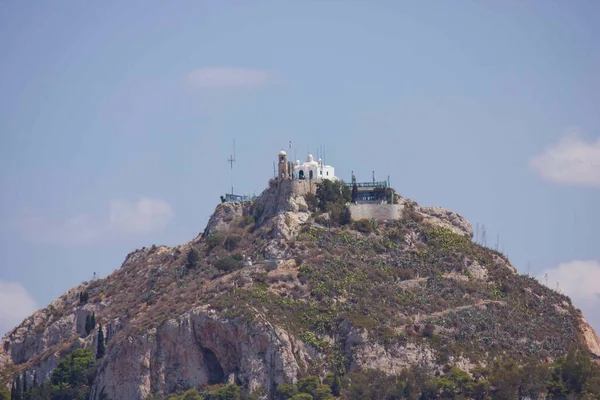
left=79, top=291, right=89, bottom=304
left=304, top=194, right=319, bottom=212
left=276, top=383, right=297, bottom=400
left=51, top=348, right=95, bottom=388
left=315, top=180, right=350, bottom=211
left=353, top=219, right=373, bottom=233
left=215, top=256, right=243, bottom=273
left=297, top=376, right=319, bottom=396
left=206, top=384, right=240, bottom=400
left=313, top=213, right=329, bottom=226
left=314, top=384, right=333, bottom=400
left=206, top=234, right=222, bottom=249
left=340, top=206, right=352, bottom=226
left=242, top=215, right=255, bottom=228
left=224, top=235, right=242, bottom=251
left=289, top=394, right=312, bottom=400
left=186, top=248, right=200, bottom=269
left=253, top=204, right=265, bottom=220
left=182, top=388, right=203, bottom=400
left=423, top=323, right=435, bottom=338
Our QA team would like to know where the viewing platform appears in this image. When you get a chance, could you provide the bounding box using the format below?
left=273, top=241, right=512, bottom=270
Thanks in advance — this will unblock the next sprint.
left=343, top=180, right=389, bottom=188
left=221, top=193, right=257, bottom=203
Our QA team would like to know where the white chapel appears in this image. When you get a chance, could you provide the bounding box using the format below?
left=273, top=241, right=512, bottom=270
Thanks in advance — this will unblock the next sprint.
left=293, top=153, right=337, bottom=181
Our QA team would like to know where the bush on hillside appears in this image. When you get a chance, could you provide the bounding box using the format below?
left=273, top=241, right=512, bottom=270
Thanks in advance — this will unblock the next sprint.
left=224, top=235, right=242, bottom=251
left=215, top=255, right=243, bottom=273
left=353, top=219, right=374, bottom=233
left=315, top=180, right=350, bottom=211
left=206, top=234, right=222, bottom=250
left=186, top=248, right=200, bottom=269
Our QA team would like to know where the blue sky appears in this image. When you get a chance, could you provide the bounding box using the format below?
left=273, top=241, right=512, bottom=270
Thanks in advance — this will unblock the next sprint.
left=1, top=1, right=599, bottom=337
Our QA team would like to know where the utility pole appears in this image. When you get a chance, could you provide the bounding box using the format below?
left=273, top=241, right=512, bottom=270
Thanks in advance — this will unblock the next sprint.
left=227, top=139, right=236, bottom=195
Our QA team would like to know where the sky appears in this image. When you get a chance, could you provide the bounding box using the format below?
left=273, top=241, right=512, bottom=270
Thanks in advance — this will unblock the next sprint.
left=1, top=1, right=599, bottom=338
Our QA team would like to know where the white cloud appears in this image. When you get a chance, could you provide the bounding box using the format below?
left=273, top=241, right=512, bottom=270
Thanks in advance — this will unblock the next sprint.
left=538, top=260, right=600, bottom=330
left=530, top=129, right=600, bottom=188
left=108, top=198, right=174, bottom=235
left=0, top=281, right=37, bottom=337
left=18, top=198, right=174, bottom=247
left=186, top=67, right=270, bottom=87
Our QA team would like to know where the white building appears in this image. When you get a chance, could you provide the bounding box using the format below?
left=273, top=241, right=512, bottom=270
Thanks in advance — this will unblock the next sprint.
left=293, top=153, right=337, bottom=181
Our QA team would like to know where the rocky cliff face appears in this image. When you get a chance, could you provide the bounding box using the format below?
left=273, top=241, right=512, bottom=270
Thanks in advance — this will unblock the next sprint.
left=1, top=181, right=598, bottom=399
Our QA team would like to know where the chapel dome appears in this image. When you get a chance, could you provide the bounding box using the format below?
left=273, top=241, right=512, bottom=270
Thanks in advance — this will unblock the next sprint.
left=279, top=150, right=287, bottom=156
left=306, top=154, right=314, bottom=162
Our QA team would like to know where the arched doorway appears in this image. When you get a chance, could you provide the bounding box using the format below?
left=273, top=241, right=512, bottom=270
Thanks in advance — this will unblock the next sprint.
left=309, top=170, right=314, bottom=179
left=299, top=170, right=305, bottom=180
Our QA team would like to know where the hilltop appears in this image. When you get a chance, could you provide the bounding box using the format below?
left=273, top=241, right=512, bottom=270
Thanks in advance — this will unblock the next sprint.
left=1, top=178, right=599, bottom=399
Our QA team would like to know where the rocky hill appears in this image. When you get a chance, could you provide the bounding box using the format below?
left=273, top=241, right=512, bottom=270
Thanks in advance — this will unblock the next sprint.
left=1, top=180, right=599, bottom=399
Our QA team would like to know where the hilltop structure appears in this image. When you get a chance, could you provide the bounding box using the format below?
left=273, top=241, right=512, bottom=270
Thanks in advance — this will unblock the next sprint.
left=226, top=147, right=401, bottom=223
left=278, top=150, right=337, bottom=181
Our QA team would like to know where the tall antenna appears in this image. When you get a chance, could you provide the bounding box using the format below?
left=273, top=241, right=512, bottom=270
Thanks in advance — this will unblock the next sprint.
left=227, top=139, right=236, bottom=195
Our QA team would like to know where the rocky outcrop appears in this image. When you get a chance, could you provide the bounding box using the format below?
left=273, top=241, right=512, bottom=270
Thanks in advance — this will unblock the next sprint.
left=580, top=317, right=600, bottom=358
left=465, top=259, right=488, bottom=281
left=253, top=180, right=309, bottom=224
left=203, top=202, right=252, bottom=237
left=345, top=329, right=437, bottom=375
left=90, top=308, right=313, bottom=400
left=416, top=206, right=474, bottom=238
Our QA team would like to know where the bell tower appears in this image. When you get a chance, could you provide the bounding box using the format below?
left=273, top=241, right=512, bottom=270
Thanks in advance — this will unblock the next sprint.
left=278, top=150, right=289, bottom=179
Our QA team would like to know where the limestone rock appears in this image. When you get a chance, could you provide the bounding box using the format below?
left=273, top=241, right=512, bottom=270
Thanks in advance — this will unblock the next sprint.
left=89, top=308, right=313, bottom=400
left=346, top=329, right=437, bottom=374
left=203, top=202, right=252, bottom=237
left=465, top=259, right=488, bottom=281
left=273, top=212, right=310, bottom=240
left=417, top=206, right=473, bottom=238
left=580, top=317, right=600, bottom=358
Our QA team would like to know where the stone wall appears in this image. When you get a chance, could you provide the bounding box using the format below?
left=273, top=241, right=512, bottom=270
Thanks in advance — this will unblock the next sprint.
left=348, top=203, right=404, bottom=221
left=289, top=180, right=318, bottom=197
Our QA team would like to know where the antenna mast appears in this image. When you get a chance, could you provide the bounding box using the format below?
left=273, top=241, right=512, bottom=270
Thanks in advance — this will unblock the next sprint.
left=227, top=139, right=236, bottom=195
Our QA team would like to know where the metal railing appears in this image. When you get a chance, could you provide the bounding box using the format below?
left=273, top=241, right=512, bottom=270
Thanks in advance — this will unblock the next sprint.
left=343, top=181, right=388, bottom=188
left=223, top=193, right=257, bottom=203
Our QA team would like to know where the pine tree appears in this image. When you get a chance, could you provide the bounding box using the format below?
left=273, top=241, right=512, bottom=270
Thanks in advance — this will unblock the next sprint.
left=90, top=313, right=96, bottom=330
left=96, top=325, right=106, bottom=359
left=331, top=374, right=341, bottom=397
left=13, top=375, right=22, bottom=400
left=21, top=373, right=26, bottom=398
left=186, top=248, right=199, bottom=269
left=85, top=315, right=91, bottom=335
